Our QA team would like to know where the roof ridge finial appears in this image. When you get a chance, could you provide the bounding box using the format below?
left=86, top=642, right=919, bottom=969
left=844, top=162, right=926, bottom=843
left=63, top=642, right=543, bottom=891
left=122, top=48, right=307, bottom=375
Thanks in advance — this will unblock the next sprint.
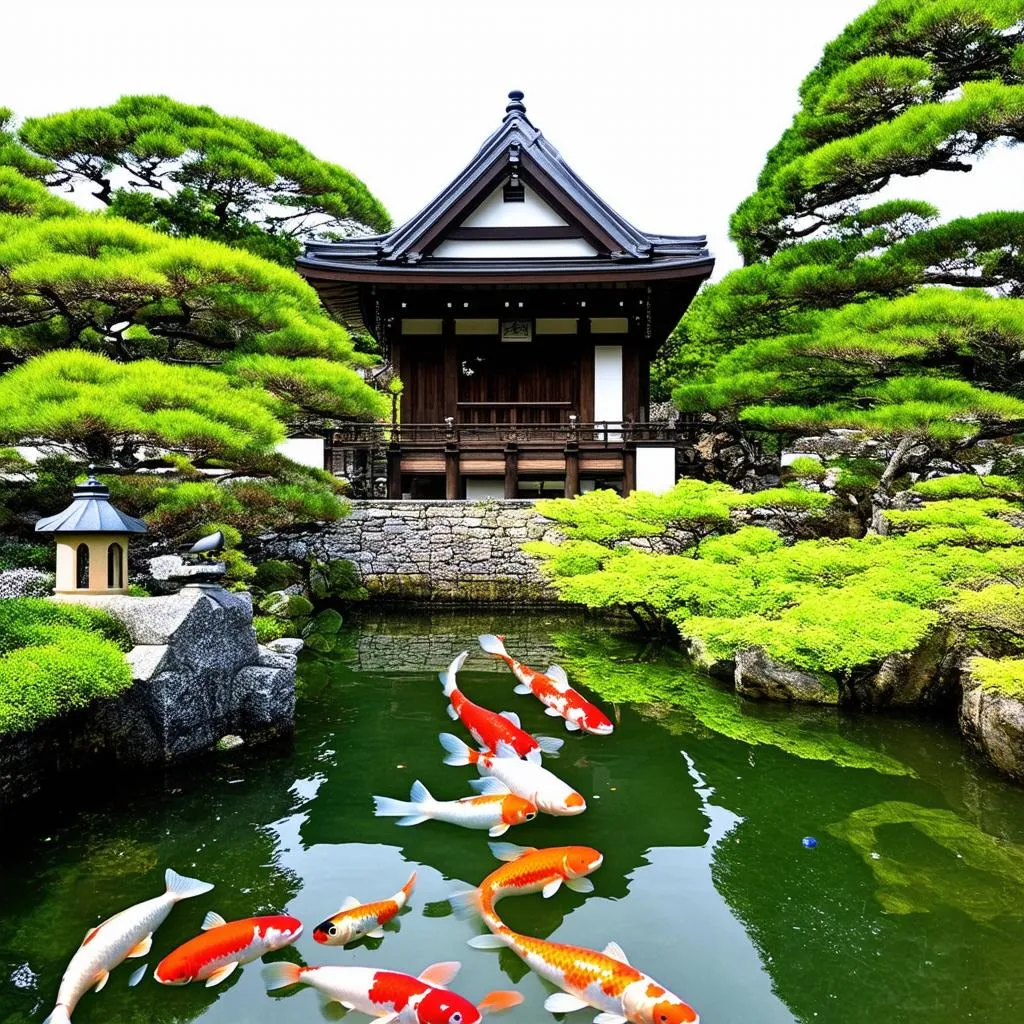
left=504, top=90, right=526, bottom=120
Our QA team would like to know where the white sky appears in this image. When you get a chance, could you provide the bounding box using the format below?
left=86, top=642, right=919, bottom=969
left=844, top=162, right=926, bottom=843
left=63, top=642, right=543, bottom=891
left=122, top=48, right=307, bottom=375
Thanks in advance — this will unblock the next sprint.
left=2, top=0, right=1019, bottom=278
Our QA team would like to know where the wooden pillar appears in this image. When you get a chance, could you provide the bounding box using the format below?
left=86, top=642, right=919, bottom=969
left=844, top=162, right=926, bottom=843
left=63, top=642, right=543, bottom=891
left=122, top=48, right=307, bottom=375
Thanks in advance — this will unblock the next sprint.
left=387, top=444, right=402, bottom=500
left=504, top=444, right=519, bottom=499
left=445, top=443, right=461, bottom=500
left=442, top=318, right=458, bottom=420
left=564, top=442, right=580, bottom=498
left=623, top=444, right=637, bottom=496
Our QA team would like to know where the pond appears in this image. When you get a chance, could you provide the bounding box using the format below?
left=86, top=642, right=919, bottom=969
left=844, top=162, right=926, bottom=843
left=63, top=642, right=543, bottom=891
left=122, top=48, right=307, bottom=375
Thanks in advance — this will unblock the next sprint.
left=3, top=609, right=1024, bottom=1024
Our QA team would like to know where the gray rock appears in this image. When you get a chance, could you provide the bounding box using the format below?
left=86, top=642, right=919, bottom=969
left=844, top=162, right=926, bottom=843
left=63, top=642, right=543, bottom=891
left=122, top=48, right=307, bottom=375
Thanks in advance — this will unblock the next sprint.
left=847, top=628, right=955, bottom=708
left=961, top=667, right=1024, bottom=781
left=266, top=637, right=305, bottom=656
left=735, top=647, right=839, bottom=704
left=257, top=645, right=298, bottom=670
left=0, top=568, right=54, bottom=599
left=216, top=734, right=245, bottom=751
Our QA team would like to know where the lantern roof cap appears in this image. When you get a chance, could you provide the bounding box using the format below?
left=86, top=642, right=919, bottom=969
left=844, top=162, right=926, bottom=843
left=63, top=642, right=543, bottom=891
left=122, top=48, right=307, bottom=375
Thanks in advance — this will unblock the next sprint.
left=34, top=467, right=148, bottom=535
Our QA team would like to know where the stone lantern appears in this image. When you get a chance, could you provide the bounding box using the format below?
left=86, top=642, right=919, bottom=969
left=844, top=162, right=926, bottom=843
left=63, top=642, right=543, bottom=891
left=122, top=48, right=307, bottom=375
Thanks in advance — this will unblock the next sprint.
left=35, top=469, right=148, bottom=595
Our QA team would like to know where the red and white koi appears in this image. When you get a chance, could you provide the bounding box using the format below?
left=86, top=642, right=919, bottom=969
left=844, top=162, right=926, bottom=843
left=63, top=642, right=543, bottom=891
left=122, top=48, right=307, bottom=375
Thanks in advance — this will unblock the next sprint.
left=154, top=912, right=302, bottom=986
left=479, top=635, right=614, bottom=736
left=313, top=872, right=416, bottom=945
left=262, top=960, right=523, bottom=1023
left=449, top=842, right=604, bottom=921
left=441, top=651, right=563, bottom=763
left=374, top=779, right=537, bottom=837
left=44, top=867, right=214, bottom=1023
left=439, top=734, right=586, bottom=817
left=469, top=927, right=697, bottom=1024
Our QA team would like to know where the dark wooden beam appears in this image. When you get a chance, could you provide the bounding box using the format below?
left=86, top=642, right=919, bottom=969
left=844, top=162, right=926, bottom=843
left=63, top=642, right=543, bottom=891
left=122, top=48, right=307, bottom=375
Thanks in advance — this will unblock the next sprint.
left=504, top=444, right=519, bottom=499
left=623, top=444, right=637, bottom=495
left=387, top=445, right=403, bottom=500
left=445, top=443, right=461, bottom=500
left=564, top=442, right=580, bottom=498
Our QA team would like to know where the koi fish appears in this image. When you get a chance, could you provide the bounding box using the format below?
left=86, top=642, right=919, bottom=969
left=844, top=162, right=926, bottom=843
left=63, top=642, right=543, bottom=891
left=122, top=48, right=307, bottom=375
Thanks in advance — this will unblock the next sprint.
left=374, top=779, right=537, bottom=837
left=468, top=927, right=697, bottom=1024
left=441, top=651, right=563, bottom=763
left=439, top=734, right=586, bottom=816
left=154, top=912, right=302, bottom=986
left=313, top=872, right=416, bottom=945
left=479, top=635, right=614, bottom=736
left=262, top=960, right=523, bottom=1023
left=44, top=867, right=214, bottom=1023
left=449, top=842, right=604, bottom=921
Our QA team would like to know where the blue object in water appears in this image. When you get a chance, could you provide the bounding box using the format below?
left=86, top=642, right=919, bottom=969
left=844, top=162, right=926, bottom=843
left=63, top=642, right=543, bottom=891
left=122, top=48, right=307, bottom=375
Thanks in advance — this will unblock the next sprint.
left=802, top=836, right=818, bottom=848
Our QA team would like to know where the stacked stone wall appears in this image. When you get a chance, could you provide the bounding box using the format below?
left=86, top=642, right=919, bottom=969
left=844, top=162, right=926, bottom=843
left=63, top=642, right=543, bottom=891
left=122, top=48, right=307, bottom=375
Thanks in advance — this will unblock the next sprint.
left=260, top=500, right=566, bottom=604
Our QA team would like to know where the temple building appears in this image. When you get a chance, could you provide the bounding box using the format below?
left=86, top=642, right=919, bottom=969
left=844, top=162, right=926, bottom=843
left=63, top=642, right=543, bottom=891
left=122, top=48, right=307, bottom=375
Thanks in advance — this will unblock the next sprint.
left=298, top=91, right=714, bottom=499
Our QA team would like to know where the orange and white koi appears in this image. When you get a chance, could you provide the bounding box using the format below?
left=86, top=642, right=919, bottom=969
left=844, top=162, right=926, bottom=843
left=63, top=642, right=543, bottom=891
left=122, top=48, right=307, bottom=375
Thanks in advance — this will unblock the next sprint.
left=154, top=912, right=302, bottom=986
left=449, top=842, right=604, bottom=920
left=313, top=872, right=416, bottom=945
left=262, top=960, right=523, bottom=1023
left=44, top=868, right=214, bottom=1023
left=479, top=635, right=614, bottom=736
left=374, top=778, right=537, bottom=837
left=441, top=651, right=563, bottom=763
left=439, top=734, right=586, bottom=816
left=469, top=928, right=697, bottom=1024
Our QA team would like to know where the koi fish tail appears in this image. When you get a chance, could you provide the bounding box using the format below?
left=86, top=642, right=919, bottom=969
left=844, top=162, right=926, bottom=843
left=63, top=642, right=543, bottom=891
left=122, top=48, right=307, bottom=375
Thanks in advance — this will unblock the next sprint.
left=439, top=650, right=469, bottom=698
left=535, top=735, right=564, bottom=755
left=478, top=634, right=509, bottom=659
left=439, top=732, right=476, bottom=767
left=262, top=961, right=305, bottom=992
left=399, top=871, right=417, bottom=902
left=42, top=1005, right=71, bottom=1024
left=165, top=867, right=215, bottom=901
left=373, top=780, right=434, bottom=826
left=448, top=886, right=482, bottom=919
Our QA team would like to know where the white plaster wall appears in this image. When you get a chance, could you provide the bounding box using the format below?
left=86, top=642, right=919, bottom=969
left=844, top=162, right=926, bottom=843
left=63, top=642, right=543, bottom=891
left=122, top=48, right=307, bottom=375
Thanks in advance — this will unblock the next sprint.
left=594, top=345, right=623, bottom=425
left=462, top=185, right=568, bottom=227
left=464, top=478, right=507, bottom=500
left=277, top=437, right=325, bottom=470
left=636, top=447, right=678, bottom=495
left=432, top=237, right=597, bottom=258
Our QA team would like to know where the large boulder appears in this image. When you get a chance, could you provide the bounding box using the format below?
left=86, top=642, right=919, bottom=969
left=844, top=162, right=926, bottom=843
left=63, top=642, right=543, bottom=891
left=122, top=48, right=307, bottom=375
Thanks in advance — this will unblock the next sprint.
left=960, top=664, right=1024, bottom=781
left=846, top=627, right=957, bottom=708
left=734, top=647, right=839, bottom=704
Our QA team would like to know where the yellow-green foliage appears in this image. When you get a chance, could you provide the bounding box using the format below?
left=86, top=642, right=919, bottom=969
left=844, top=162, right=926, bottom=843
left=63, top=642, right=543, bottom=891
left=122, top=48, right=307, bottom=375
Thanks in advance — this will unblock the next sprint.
left=951, top=584, right=1024, bottom=646
left=911, top=473, right=1024, bottom=501
left=970, top=656, right=1024, bottom=700
left=0, top=599, right=132, bottom=735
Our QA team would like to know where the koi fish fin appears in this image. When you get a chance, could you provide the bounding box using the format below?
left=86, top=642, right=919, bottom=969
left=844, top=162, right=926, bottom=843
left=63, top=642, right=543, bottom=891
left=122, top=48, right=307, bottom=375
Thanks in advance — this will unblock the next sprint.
left=418, top=960, right=461, bottom=987
left=446, top=704, right=460, bottom=720
left=474, top=776, right=510, bottom=796
left=478, top=634, right=508, bottom=658
left=440, top=732, right=472, bottom=766
left=544, top=664, right=571, bottom=691
left=477, top=990, right=525, bottom=1015
left=488, top=841, right=537, bottom=862
left=498, top=710, right=521, bottom=728
left=373, top=794, right=424, bottom=823
left=400, top=872, right=417, bottom=900
left=262, top=962, right=304, bottom=991
left=366, top=926, right=385, bottom=939
left=525, top=748, right=542, bottom=765
left=488, top=824, right=510, bottom=837
left=127, top=934, right=152, bottom=958
left=544, top=707, right=563, bottom=717
left=564, top=720, right=582, bottom=732
left=601, top=941, right=630, bottom=965
left=81, top=923, right=103, bottom=946
left=593, top=1014, right=629, bottom=1024
left=566, top=877, right=595, bottom=894
left=128, top=964, right=148, bottom=988
left=410, top=778, right=433, bottom=805
left=447, top=888, right=482, bottom=918
left=467, top=933, right=506, bottom=950
left=542, top=878, right=562, bottom=898
left=42, top=1009, right=72, bottom=1024
left=494, top=740, right=518, bottom=759
left=396, top=814, right=430, bottom=827
left=544, top=993, right=589, bottom=1014
left=374, top=1014, right=398, bottom=1024
left=202, top=911, right=227, bottom=930
left=536, top=735, right=564, bottom=754
left=93, top=970, right=110, bottom=993
left=513, top=684, right=532, bottom=695
left=439, top=651, right=469, bottom=697
left=165, top=867, right=214, bottom=901
left=205, top=961, right=239, bottom=987
left=339, top=896, right=361, bottom=912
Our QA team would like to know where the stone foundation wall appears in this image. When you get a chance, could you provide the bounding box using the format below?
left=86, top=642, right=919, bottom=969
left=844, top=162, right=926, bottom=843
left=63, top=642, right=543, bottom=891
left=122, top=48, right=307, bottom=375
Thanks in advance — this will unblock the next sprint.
left=260, top=500, right=566, bottom=603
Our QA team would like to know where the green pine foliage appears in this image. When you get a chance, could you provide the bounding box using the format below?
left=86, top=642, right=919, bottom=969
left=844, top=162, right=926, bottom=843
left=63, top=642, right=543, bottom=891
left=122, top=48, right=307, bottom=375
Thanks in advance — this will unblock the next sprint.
left=970, top=656, right=1024, bottom=699
left=0, top=599, right=133, bottom=735
left=15, top=95, right=390, bottom=264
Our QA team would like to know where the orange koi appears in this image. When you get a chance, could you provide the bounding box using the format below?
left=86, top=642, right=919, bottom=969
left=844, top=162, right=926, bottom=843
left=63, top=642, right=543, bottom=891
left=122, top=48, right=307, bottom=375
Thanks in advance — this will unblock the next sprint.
left=313, top=872, right=416, bottom=946
left=479, top=635, right=614, bottom=736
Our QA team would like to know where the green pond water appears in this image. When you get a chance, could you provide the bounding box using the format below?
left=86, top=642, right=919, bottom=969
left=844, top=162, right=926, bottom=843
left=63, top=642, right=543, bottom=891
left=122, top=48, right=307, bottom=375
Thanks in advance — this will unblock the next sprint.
left=4, top=609, right=1024, bottom=1024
